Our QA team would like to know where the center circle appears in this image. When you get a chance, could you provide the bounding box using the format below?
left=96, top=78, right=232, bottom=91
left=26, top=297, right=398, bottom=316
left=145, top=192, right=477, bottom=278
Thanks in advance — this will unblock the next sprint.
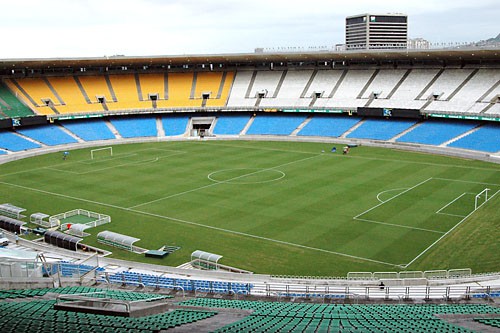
left=208, top=168, right=285, bottom=184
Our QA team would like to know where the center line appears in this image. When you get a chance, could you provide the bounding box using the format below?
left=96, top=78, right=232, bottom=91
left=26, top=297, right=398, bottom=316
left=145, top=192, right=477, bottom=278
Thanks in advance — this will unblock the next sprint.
left=129, top=154, right=322, bottom=209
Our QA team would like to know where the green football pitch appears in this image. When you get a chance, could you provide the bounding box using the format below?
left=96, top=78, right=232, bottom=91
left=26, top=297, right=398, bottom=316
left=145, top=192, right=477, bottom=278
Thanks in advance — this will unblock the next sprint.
left=0, top=140, right=499, bottom=276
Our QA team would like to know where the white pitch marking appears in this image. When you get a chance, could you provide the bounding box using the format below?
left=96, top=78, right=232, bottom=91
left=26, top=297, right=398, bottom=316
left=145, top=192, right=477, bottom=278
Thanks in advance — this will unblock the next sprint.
left=403, top=188, right=500, bottom=268
left=376, top=188, right=408, bottom=203
left=353, top=217, right=445, bottom=234
left=353, top=178, right=433, bottom=220
left=435, top=192, right=468, bottom=215
left=0, top=180, right=399, bottom=267
left=129, top=154, right=321, bottom=209
left=207, top=168, right=286, bottom=185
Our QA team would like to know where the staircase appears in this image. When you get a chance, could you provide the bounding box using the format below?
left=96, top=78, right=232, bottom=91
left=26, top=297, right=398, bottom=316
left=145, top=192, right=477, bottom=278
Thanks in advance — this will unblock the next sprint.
left=104, top=119, right=121, bottom=139
left=291, top=115, right=313, bottom=136
left=389, top=121, right=422, bottom=142
left=340, top=118, right=365, bottom=138
left=440, top=124, right=482, bottom=147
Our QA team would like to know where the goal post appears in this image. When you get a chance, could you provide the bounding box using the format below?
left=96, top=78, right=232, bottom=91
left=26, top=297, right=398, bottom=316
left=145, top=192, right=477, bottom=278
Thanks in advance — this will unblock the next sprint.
left=474, top=188, right=490, bottom=210
left=90, top=147, right=113, bottom=160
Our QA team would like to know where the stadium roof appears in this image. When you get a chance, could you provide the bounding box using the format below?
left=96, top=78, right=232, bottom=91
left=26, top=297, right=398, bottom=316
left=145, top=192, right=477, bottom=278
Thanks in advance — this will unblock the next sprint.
left=0, top=48, right=498, bottom=71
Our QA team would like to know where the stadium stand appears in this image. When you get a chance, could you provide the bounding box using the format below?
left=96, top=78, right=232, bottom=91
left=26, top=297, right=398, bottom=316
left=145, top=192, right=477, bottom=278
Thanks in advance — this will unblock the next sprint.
left=16, top=125, right=78, bottom=146
left=226, top=71, right=260, bottom=107
left=161, top=114, right=189, bottom=136
left=0, top=82, right=34, bottom=118
left=424, top=69, right=500, bottom=113
left=448, top=123, right=500, bottom=152
left=195, top=71, right=234, bottom=107
left=157, top=72, right=198, bottom=108
left=324, top=69, right=375, bottom=108
left=78, top=75, right=114, bottom=105
left=0, top=130, right=41, bottom=151
left=139, top=73, right=166, bottom=101
left=303, top=70, right=345, bottom=102
left=4, top=78, right=56, bottom=115
left=0, top=287, right=217, bottom=333
left=60, top=119, right=116, bottom=141
left=110, top=116, right=157, bottom=138
left=105, top=271, right=252, bottom=294
left=347, top=118, right=417, bottom=140
left=107, top=74, right=144, bottom=110
left=262, top=70, right=314, bottom=108
left=213, top=114, right=251, bottom=135
left=297, top=114, right=361, bottom=137
left=246, top=114, right=307, bottom=135
left=359, top=69, right=408, bottom=99
left=181, top=298, right=500, bottom=333
left=397, top=120, right=479, bottom=145
left=46, top=77, right=105, bottom=114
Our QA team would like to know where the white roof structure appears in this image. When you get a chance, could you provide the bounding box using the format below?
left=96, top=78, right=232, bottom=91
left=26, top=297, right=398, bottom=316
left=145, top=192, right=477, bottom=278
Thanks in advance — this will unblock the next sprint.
left=97, top=231, right=140, bottom=249
left=191, top=250, right=223, bottom=264
left=67, top=223, right=92, bottom=237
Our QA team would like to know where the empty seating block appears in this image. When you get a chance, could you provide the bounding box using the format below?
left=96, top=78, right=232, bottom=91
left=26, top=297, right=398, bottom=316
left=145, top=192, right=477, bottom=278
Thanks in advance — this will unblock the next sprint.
left=347, top=118, right=416, bottom=140
left=62, top=119, right=115, bottom=141
left=397, top=120, right=478, bottom=145
left=110, top=116, right=157, bottom=138
left=0, top=130, right=41, bottom=151
left=47, top=76, right=105, bottom=114
left=448, top=123, right=500, bottom=152
left=246, top=114, right=307, bottom=135
left=298, top=115, right=361, bottom=137
left=213, top=115, right=250, bottom=135
left=180, top=298, right=500, bottom=333
left=161, top=115, right=189, bottom=136
left=4, top=78, right=57, bottom=115
left=16, top=126, right=78, bottom=146
left=0, top=82, right=34, bottom=118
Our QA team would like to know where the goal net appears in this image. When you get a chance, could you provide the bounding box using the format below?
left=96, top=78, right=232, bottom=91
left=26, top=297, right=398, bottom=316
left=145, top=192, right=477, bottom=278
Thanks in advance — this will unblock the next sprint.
left=474, top=188, right=491, bottom=210
left=90, top=147, right=113, bottom=160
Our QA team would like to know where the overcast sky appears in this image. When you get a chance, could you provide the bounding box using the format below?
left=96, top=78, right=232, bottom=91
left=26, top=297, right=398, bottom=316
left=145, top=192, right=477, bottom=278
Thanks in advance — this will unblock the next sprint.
left=0, top=0, right=498, bottom=58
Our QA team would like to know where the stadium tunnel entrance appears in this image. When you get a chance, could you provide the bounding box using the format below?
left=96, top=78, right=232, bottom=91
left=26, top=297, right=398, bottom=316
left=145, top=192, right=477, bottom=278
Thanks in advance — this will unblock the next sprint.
left=191, top=116, right=215, bottom=138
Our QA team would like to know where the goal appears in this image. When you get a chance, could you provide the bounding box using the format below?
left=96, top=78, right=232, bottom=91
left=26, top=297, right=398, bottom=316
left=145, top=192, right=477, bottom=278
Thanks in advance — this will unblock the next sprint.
left=474, top=188, right=491, bottom=210
left=90, top=147, right=113, bottom=160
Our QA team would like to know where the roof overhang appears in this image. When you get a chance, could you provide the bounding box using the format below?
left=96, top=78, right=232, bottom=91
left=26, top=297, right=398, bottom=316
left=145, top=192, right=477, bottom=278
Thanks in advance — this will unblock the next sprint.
left=0, top=48, right=498, bottom=70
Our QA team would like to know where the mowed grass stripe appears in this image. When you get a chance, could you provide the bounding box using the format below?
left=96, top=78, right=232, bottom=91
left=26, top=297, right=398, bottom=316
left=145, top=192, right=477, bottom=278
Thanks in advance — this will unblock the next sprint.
left=0, top=140, right=499, bottom=275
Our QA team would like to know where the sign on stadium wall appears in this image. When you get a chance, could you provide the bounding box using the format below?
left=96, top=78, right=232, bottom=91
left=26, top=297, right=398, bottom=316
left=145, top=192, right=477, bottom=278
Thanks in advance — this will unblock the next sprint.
left=429, top=114, right=500, bottom=122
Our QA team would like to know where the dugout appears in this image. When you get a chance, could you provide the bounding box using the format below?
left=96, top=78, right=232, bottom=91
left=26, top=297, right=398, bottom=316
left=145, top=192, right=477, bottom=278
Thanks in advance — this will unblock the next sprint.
left=67, top=223, right=92, bottom=237
left=97, top=231, right=140, bottom=252
left=44, top=230, right=83, bottom=251
left=0, top=216, right=26, bottom=234
left=191, top=250, right=223, bottom=271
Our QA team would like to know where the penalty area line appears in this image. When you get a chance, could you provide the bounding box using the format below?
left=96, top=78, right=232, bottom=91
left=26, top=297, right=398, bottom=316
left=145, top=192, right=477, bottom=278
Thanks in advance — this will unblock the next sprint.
left=0, top=180, right=400, bottom=268
left=402, top=188, right=500, bottom=269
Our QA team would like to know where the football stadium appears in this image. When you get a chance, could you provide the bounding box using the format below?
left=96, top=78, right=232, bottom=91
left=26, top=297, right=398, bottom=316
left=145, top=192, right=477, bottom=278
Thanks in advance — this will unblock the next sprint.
left=0, top=22, right=499, bottom=333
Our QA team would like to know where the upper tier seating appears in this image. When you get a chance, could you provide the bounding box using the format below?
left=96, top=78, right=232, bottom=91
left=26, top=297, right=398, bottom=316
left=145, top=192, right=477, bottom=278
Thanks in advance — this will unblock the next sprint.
left=3, top=68, right=499, bottom=116
left=448, top=123, right=500, bottom=152
left=4, top=78, right=56, bottom=115
left=61, top=119, right=115, bottom=141
left=347, top=118, right=417, bottom=140
left=16, top=125, right=78, bottom=146
left=161, top=114, right=189, bottom=136
left=246, top=114, right=307, bottom=135
left=110, top=116, right=157, bottom=138
left=0, top=130, right=41, bottom=151
left=397, top=120, right=479, bottom=145
left=0, top=82, right=34, bottom=118
left=298, top=115, right=361, bottom=137
left=46, top=76, right=106, bottom=114
left=213, top=114, right=251, bottom=135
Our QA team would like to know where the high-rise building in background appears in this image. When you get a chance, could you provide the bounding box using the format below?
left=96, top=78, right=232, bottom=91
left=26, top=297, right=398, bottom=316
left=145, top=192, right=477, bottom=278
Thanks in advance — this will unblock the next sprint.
left=407, top=38, right=431, bottom=50
left=346, top=13, right=408, bottom=50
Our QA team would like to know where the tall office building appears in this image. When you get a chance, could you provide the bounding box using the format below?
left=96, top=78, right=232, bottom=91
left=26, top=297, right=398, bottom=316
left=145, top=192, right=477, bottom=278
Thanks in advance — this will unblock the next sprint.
left=346, top=13, right=408, bottom=50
